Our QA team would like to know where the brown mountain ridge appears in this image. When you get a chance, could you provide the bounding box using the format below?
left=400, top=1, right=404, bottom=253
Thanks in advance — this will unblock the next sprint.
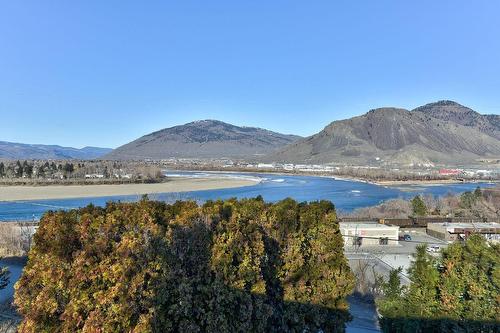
left=105, top=120, right=301, bottom=160
left=269, top=100, right=500, bottom=166
left=105, top=101, right=499, bottom=166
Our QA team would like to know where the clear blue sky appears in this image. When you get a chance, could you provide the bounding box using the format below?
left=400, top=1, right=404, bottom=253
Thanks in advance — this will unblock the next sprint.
left=1, top=1, right=499, bottom=148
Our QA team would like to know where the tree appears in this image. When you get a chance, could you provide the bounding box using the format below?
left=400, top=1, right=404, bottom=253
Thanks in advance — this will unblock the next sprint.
left=473, top=186, right=482, bottom=198
left=0, top=263, right=9, bottom=290
left=63, top=163, right=74, bottom=177
left=376, top=268, right=404, bottom=318
left=15, top=160, right=23, bottom=178
left=377, top=237, right=500, bottom=332
left=460, top=191, right=478, bottom=209
left=15, top=198, right=354, bottom=332
left=411, top=195, right=427, bottom=216
left=22, top=161, right=33, bottom=178
left=103, top=166, right=110, bottom=178
left=405, top=245, right=440, bottom=318
left=0, top=162, right=4, bottom=177
left=382, top=267, right=404, bottom=300
left=37, top=165, right=45, bottom=178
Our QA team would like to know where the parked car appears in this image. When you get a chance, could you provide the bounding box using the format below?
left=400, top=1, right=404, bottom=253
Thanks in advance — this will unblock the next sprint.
left=398, top=234, right=412, bottom=241
left=426, top=245, right=441, bottom=253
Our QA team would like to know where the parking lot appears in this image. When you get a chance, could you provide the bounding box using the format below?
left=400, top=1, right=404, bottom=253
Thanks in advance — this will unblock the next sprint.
left=345, top=229, right=448, bottom=283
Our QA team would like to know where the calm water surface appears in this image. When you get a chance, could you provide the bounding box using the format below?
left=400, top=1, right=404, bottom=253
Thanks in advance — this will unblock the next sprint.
left=0, top=171, right=495, bottom=221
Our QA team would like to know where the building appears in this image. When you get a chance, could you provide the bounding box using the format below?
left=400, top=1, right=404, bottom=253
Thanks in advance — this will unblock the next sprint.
left=339, top=222, right=399, bottom=247
left=427, top=222, right=500, bottom=243
left=438, top=168, right=462, bottom=176
left=257, top=163, right=275, bottom=169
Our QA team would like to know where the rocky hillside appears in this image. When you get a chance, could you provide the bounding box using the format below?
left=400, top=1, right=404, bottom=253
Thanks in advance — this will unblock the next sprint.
left=105, top=120, right=301, bottom=160
left=0, top=141, right=112, bottom=160
left=269, top=101, right=500, bottom=166
left=413, top=100, right=500, bottom=140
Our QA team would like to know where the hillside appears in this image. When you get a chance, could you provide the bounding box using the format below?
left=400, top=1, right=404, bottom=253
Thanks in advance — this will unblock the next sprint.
left=0, top=141, right=112, bottom=160
left=105, top=120, right=301, bottom=160
left=412, top=100, right=500, bottom=139
left=269, top=101, right=500, bottom=166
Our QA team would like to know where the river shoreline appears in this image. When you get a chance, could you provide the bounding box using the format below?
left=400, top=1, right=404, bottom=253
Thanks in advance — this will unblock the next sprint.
left=166, top=168, right=498, bottom=187
left=0, top=177, right=259, bottom=202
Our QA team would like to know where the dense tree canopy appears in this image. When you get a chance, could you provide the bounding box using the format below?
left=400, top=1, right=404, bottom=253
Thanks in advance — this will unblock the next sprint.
left=15, top=197, right=354, bottom=332
left=377, top=235, right=500, bottom=332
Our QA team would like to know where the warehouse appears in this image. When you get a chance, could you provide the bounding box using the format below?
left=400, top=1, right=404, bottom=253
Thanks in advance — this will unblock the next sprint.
left=339, top=222, right=399, bottom=247
left=427, top=222, right=500, bottom=243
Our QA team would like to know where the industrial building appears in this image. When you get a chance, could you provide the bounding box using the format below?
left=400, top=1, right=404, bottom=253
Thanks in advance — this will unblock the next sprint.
left=339, top=222, right=399, bottom=247
left=427, top=222, right=500, bottom=243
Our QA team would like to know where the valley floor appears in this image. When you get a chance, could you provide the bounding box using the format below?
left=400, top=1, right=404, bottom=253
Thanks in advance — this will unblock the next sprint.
left=0, top=177, right=259, bottom=201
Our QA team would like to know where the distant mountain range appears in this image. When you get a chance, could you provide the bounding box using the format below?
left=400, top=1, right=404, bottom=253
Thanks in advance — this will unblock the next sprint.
left=0, top=141, right=112, bottom=160
left=4, top=100, right=499, bottom=165
left=270, top=101, right=500, bottom=166
left=104, top=120, right=301, bottom=160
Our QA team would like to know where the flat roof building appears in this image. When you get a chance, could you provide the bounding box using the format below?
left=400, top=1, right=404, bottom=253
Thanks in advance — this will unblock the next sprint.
left=427, top=222, right=500, bottom=243
left=339, top=222, right=399, bottom=247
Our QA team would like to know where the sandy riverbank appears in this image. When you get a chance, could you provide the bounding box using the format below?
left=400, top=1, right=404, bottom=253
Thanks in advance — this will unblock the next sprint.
left=0, top=177, right=259, bottom=201
left=373, top=179, right=497, bottom=186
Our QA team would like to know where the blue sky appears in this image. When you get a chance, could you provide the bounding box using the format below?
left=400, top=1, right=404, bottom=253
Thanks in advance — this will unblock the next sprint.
left=1, top=1, right=499, bottom=148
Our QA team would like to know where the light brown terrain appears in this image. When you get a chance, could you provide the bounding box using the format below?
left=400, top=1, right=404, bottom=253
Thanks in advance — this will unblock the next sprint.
left=0, top=177, right=258, bottom=201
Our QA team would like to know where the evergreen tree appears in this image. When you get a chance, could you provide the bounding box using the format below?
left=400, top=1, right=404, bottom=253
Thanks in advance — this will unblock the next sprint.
left=22, top=161, right=33, bottom=178
left=103, top=166, right=110, bottom=178
left=405, top=245, right=440, bottom=318
left=15, top=198, right=355, bottom=332
left=460, top=191, right=478, bottom=209
left=411, top=195, right=428, bottom=216
left=63, top=163, right=74, bottom=175
left=378, top=236, right=500, bottom=332
left=0, top=162, right=4, bottom=177
left=15, top=160, right=23, bottom=177
left=383, top=267, right=404, bottom=300
left=376, top=268, right=405, bottom=319
left=473, top=186, right=482, bottom=198
left=0, top=264, right=9, bottom=290
left=37, top=165, right=45, bottom=178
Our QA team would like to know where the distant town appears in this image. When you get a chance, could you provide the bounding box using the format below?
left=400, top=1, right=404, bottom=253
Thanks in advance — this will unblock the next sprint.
left=156, top=157, right=500, bottom=183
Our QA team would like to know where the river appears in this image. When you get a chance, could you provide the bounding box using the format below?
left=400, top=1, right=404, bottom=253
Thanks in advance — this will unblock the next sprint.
left=0, top=171, right=495, bottom=221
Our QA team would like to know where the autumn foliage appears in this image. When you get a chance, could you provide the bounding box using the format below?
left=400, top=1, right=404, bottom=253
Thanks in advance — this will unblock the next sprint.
left=14, top=197, right=354, bottom=332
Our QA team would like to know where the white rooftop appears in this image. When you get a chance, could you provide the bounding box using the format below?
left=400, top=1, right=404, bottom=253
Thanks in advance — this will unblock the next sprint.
left=429, top=222, right=500, bottom=232
left=340, top=222, right=399, bottom=229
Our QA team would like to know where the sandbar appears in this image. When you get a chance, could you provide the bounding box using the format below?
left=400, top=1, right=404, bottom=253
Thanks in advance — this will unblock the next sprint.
left=0, top=177, right=258, bottom=201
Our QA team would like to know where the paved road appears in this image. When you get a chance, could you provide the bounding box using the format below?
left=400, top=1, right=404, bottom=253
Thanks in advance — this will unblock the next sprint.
left=0, top=259, right=24, bottom=305
left=346, top=295, right=381, bottom=332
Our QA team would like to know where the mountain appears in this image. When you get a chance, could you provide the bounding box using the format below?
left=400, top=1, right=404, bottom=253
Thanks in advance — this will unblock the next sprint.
left=269, top=101, right=500, bottom=166
left=105, top=120, right=301, bottom=160
left=0, top=141, right=113, bottom=160
left=412, top=100, right=500, bottom=140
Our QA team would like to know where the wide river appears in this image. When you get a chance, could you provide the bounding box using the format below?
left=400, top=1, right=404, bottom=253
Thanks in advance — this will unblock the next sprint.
left=0, top=171, right=495, bottom=221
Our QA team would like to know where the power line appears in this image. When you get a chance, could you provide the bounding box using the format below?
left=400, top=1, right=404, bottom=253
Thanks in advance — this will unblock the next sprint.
left=340, top=234, right=444, bottom=245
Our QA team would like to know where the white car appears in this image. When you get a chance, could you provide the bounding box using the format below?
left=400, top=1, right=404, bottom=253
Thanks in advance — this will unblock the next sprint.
left=426, top=245, right=441, bottom=253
